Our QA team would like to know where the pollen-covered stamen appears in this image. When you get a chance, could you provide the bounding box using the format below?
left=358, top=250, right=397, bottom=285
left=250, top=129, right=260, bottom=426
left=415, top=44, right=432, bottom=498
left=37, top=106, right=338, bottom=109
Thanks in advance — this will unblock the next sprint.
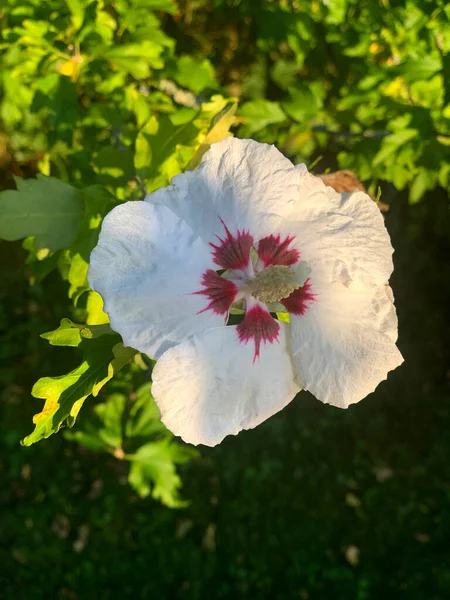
left=210, top=218, right=254, bottom=272
left=246, top=265, right=301, bottom=304
left=257, top=234, right=300, bottom=267
left=194, top=269, right=238, bottom=317
left=236, top=303, right=280, bottom=361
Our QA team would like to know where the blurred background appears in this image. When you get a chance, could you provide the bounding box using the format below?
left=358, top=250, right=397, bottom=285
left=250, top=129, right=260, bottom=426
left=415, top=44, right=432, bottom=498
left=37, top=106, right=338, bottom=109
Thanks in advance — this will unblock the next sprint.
left=1, top=0, right=450, bottom=598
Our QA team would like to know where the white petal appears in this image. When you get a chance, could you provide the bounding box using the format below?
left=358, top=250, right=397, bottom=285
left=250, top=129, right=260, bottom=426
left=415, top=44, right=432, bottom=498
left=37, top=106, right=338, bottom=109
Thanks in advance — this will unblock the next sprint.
left=291, top=187, right=394, bottom=286
left=88, top=201, right=223, bottom=359
left=290, top=280, right=404, bottom=408
left=152, top=324, right=301, bottom=446
left=147, top=137, right=393, bottom=286
left=145, top=137, right=305, bottom=242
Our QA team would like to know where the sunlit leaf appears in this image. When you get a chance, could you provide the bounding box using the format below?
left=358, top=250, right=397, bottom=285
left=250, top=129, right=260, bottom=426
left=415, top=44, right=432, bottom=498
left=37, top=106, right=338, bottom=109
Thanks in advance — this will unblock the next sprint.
left=186, top=102, right=237, bottom=170
left=22, top=321, right=136, bottom=446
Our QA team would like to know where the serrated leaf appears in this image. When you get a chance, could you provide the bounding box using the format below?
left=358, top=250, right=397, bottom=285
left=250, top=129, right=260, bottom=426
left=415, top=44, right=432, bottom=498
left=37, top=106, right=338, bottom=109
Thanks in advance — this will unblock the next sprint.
left=0, top=176, right=84, bottom=252
left=65, top=392, right=127, bottom=452
left=94, top=393, right=127, bottom=449
left=22, top=323, right=136, bottom=446
left=41, top=318, right=114, bottom=347
left=128, top=439, right=197, bottom=507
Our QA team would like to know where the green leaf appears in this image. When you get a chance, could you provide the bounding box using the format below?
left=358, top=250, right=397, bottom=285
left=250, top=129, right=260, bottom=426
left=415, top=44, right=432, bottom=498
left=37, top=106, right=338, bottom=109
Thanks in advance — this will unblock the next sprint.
left=93, top=146, right=135, bottom=187
left=66, top=379, right=196, bottom=506
left=65, top=0, right=86, bottom=30
left=93, top=393, right=127, bottom=450
left=387, top=56, right=442, bottom=83
left=373, top=129, right=418, bottom=167
left=0, top=175, right=84, bottom=252
left=186, top=102, right=237, bottom=170
left=65, top=392, right=127, bottom=452
left=41, top=318, right=114, bottom=346
left=99, top=42, right=164, bottom=78
left=282, top=84, right=324, bottom=123
left=132, top=0, right=177, bottom=13
left=271, top=60, right=298, bottom=91
left=409, top=169, right=437, bottom=204
left=172, top=56, right=217, bottom=94
left=238, top=100, right=286, bottom=136
left=125, top=383, right=166, bottom=440
left=22, top=322, right=136, bottom=446
left=134, top=113, right=201, bottom=187
left=85, top=291, right=110, bottom=325
left=325, top=0, right=347, bottom=24
left=128, top=439, right=196, bottom=507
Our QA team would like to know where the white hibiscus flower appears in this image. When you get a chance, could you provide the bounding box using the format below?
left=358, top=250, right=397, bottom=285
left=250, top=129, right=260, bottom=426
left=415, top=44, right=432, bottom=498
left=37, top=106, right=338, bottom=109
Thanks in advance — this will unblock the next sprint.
left=89, top=138, right=403, bottom=446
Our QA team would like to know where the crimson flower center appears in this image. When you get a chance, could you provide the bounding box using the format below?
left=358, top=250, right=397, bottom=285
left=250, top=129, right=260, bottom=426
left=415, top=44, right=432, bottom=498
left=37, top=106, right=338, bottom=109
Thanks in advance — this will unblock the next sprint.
left=195, top=219, right=316, bottom=360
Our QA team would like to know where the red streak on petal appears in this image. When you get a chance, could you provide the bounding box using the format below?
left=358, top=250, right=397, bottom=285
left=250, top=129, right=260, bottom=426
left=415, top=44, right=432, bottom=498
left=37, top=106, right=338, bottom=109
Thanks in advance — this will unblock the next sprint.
left=257, top=234, right=300, bottom=267
left=236, top=304, right=280, bottom=362
left=194, top=269, right=238, bottom=316
left=280, top=278, right=316, bottom=316
left=210, top=218, right=254, bottom=271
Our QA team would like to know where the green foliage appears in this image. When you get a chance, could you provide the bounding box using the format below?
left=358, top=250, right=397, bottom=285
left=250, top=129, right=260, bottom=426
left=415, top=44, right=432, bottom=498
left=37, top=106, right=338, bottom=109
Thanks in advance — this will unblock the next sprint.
left=171, top=56, right=217, bottom=94
left=206, top=0, right=449, bottom=201
left=128, top=438, right=195, bottom=506
left=0, top=176, right=84, bottom=251
left=238, top=99, right=286, bottom=136
left=0, top=0, right=450, bottom=595
left=67, top=382, right=197, bottom=507
left=22, top=319, right=137, bottom=446
left=0, top=0, right=449, bottom=509
left=0, top=0, right=236, bottom=507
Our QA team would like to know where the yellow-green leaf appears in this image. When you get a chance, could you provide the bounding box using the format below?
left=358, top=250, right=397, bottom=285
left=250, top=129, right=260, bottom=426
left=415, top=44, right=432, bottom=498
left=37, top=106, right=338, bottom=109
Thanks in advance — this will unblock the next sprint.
left=22, top=322, right=136, bottom=446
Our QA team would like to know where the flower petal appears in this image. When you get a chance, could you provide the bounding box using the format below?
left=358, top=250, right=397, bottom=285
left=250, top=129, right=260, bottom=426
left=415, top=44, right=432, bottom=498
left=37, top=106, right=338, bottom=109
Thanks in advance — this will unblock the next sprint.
left=152, top=324, right=301, bottom=446
left=194, top=269, right=238, bottom=317
left=88, top=201, right=223, bottom=359
left=209, top=218, right=254, bottom=271
left=257, top=233, right=300, bottom=267
left=145, top=137, right=304, bottom=243
left=280, top=278, right=315, bottom=315
left=289, top=279, right=404, bottom=408
left=236, top=302, right=280, bottom=361
left=289, top=186, right=394, bottom=286
left=147, top=138, right=393, bottom=287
